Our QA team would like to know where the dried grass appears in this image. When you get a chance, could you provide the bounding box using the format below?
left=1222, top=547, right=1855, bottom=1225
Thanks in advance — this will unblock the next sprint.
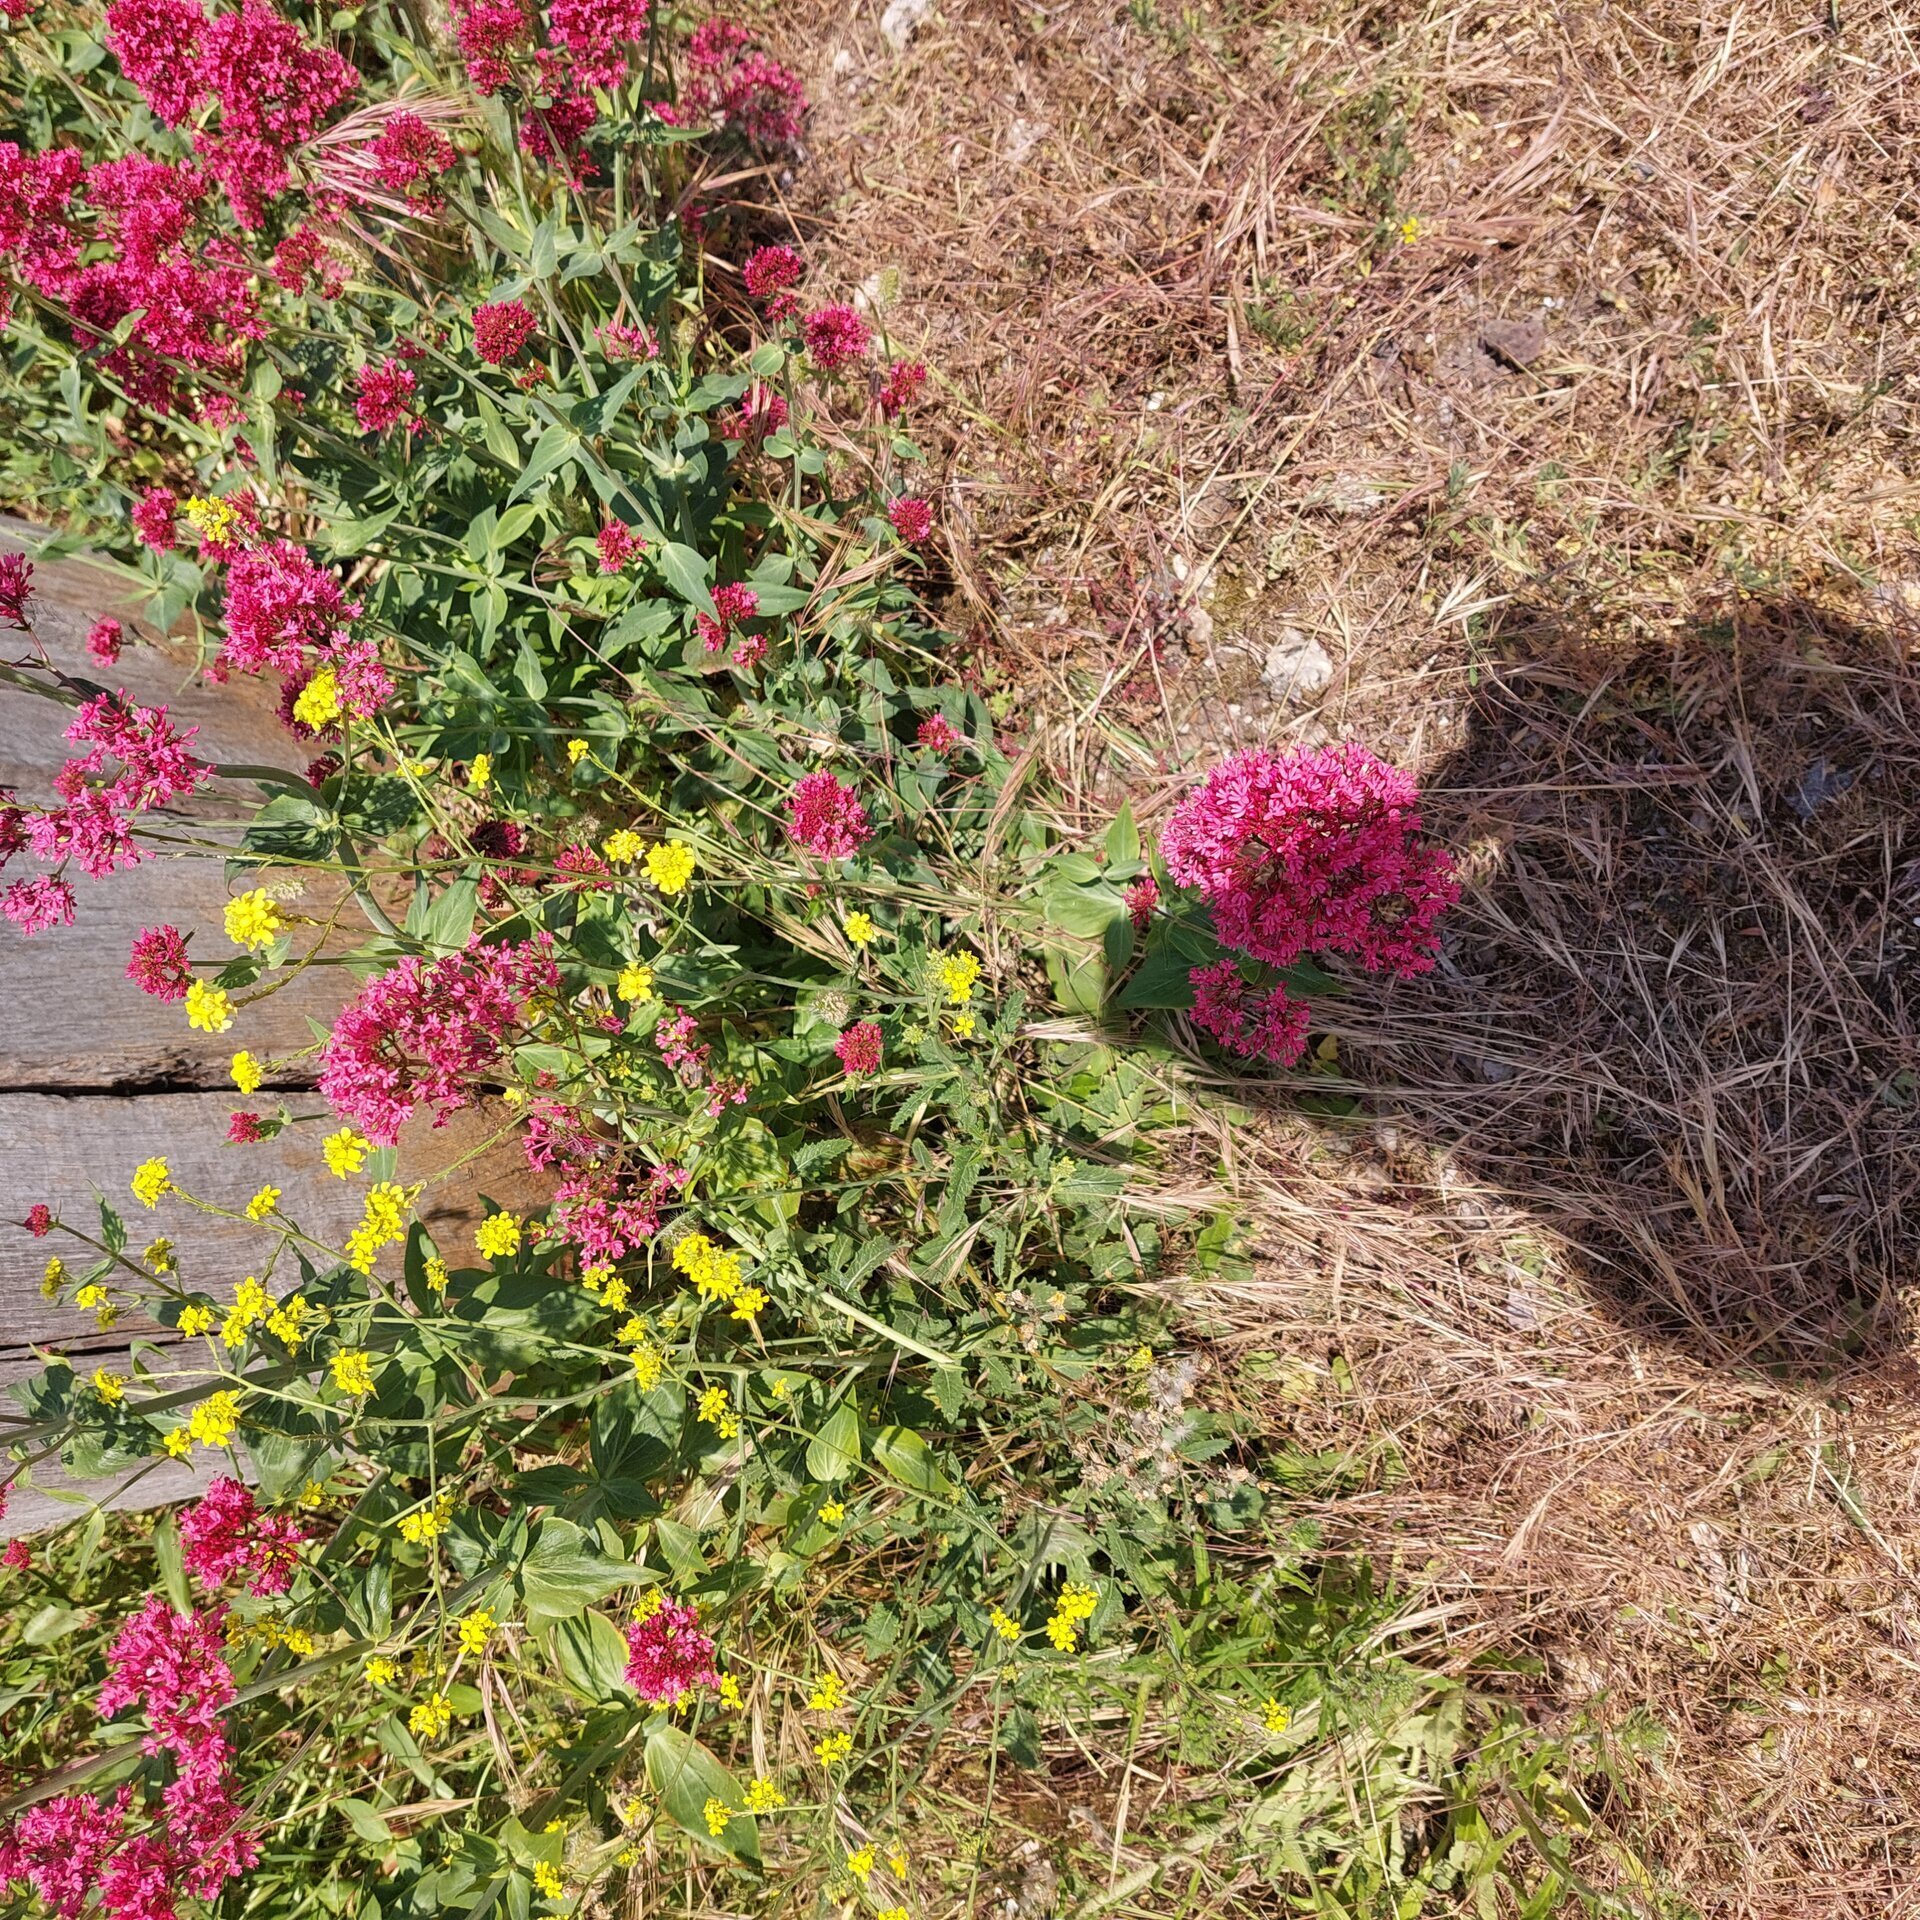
left=761, top=0, right=1920, bottom=1908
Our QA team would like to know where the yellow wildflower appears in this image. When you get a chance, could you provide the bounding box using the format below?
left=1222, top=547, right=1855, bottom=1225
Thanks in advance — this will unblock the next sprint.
left=806, top=1671, right=845, bottom=1712
left=41, top=1255, right=65, bottom=1298
left=91, top=1367, right=126, bottom=1405
left=144, top=1238, right=176, bottom=1273
left=743, top=1776, right=784, bottom=1814
left=602, top=828, right=644, bottom=864
left=298, top=1480, right=326, bottom=1509
left=566, top=738, right=590, bottom=766
left=331, top=1349, right=376, bottom=1396
left=846, top=1845, right=876, bottom=1882
left=951, top=1011, right=976, bottom=1039
left=701, top=1797, right=732, bottom=1837
left=230, top=1050, right=264, bottom=1094
left=245, top=1184, right=280, bottom=1222
left=183, top=494, right=237, bottom=544
left=398, top=1493, right=453, bottom=1544
left=814, top=1731, right=853, bottom=1766
left=531, top=1862, right=564, bottom=1901
left=843, top=910, right=876, bottom=945
left=475, top=1211, right=522, bottom=1260
left=696, top=1385, right=731, bottom=1428
left=131, top=1157, right=171, bottom=1208
left=988, top=1606, right=1020, bottom=1643
left=820, top=1499, right=846, bottom=1526
left=1398, top=213, right=1422, bottom=245
left=323, top=1128, right=371, bottom=1178
left=1262, top=1696, right=1291, bottom=1733
left=878, top=1908, right=910, bottom=1920
left=222, top=1275, right=272, bottom=1349
left=468, top=752, right=492, bottom=790
left=887, top=1848, right=909, bottom=1877
left=457, top=1608, right=495, bottom=1655
left=347, top=1180, right=411, bottom=1273
left=162, top=1429, right=192, bottom=1459
left=933, top=952, right=981, bottom=1004
left=74, top=1282, right=109, bottom=1313
left=224, top=890, right=283, bottom=953
left=424, top=1255, right=449, bottom=1294
left=615, top=962, right=655, bottom=1002
left=188, top=1390, right=242, bottom=1449
left=630, top=1340, right=665, bottom=1390
left=291, top=669, right=341, bottom=732
left=1125, top=1345, right=1153, bottom=1372
left=264, top=1293, right=320, bottom=1350
left=185, top=980, right=234, bottom=1033
left=409, top=1692, right=453, bottom=1739
left=644, top=840, right=696, bottom=895
left=614, top=1846, right=637, bottom=1868
left=283, top=1627, right=316, bottom=1657
left=1044, top=1580, right=1098, bottom=1652
left=365, top=1655, right=399, bottom=1688
left=718, top=1674, right=744, bottom=1710
left=178, top=1304, right=215, bottom=1337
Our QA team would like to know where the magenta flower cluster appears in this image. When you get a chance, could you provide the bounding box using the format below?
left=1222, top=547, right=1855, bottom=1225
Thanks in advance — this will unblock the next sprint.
left=1161, top=743, right=1459, bottom=1066
left=623, top=1600, right=718, bottom=1705
left=179, top=1477, right=306, bottom=1597
left=319, top=936, right=560, bottom=1144
left=786, top=770, right=873, bottom=860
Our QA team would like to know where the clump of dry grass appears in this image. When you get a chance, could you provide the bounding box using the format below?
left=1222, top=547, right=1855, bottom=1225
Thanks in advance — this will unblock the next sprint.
left=756, top=0, right=1920, bottom=1909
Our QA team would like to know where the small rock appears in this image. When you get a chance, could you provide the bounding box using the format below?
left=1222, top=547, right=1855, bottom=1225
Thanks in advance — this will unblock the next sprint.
left=880, top=0, right=934, bottom=49
left=1481, top=315, right=1548, bottom=369
left=1005, top=116, right=1046, bottom=165
left=1260, top=627, right=1334, bottom=704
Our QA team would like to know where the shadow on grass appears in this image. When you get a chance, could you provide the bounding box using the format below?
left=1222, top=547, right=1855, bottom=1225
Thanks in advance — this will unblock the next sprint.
left=1324, top=594, right=1920, bottom=1375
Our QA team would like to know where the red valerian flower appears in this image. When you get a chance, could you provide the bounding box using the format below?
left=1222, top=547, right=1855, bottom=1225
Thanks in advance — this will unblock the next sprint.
left=226, top=1111, right=266, bottom=1142
left=353, top=358, right=419, bottom=434
left=0, top=1792, right=122, bottom=1920
left=132, top=488, right=180, bottom=552
left=679, top=17, right=806, bottom=146
left=623, top=1599, right=718, bottom=1705
left=1188, top=959, right=1311, bottom=1067
left=593, top=319, right=656, bottom=360
left=519, top=91, right=597, bottom=181
left=1161, top=743, right=1459, bottom=978
left=801, top=302, right=871, bottom=372
left=87, top=618, right=125, bottom=666
left=104, top=0, right=209, bottom=125
left=127, top=925, right=193, bottom=999
left=878, top=357, right=927, bottom=418
left=887, top=495, right=933, bottom=544
left=916, top=712, right=960, bottom=754
left=221, top=540, right=357, bottom=675
left=715, top=382, right=788, bottom=445
left=741, top=242, right=802, bottom=317
left=547, top=0, right=650, bottom=89
left=596, top=520, right=642, bottom=573
left=449, top=0, right=530, bottom=93
left=180, top=1477, right=306, bottom=1596
left=786, top=770, right=872, bottom=860
left=271, top=224, right=348, bottom=298
left=1, top=875, right=76, bottom=936
left=834, top=1020, right=882, bottom=1076
left=471, top=297, right=537, bottom=365
left=366, top=110, right=457, bottom=205
left=24, top=1204, right=52, bottom=1235
left=1124, top=872, right=1158, bottom=930
left=0, top=553, right=32, bottom=628
left=695, top=581, right=758, bottom=653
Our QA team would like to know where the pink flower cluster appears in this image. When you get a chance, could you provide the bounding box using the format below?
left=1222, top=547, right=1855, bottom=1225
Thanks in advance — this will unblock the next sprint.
left=449, top=0, right=529, bottom=93
left=716, top=381, right=789, bottom=446
left=1, top=1599, right=257, bottom=1920
left=0, top=144, right=262, bottom=415
left=623, top=1600, right=717, bottom=1705
left=547, top=0, right=650, bottom=89
left=0, top=553, right=33, bottom=627
left=741, top=241, right=802, bottom=320
left=887, top=495, right=932, bottom=544
left=127, top=924, right=193, bottom=999
left=472, top=297, right=537, bottom=365
left=802, top=302, right=871, bottom=372
left=696, top=581, right=759, bottom=663
left=318, top=936, right=560, bottom=1144
left=834, top=1020, right=882, bottom=1076
left=221, top=541, right=355, bottom=674
left=353, top=358, right=419, bottom=434
left=550, top=1159, right=688, bottom=1265
left=916, top=711, right=960, bottom=754
left=132, top=490, right=179, bottom=552
left=596, top=519, right=642, bottom=573
left=786, top=770, right=872, bottom=860
left=519, top=92, right=597, bottom=182
left=366, top=110, right=457, bottom=208
left=878, top=358, right=926, bottom=418
left=3, top=695, right=212, bottom=937
left=179, top=1477, right=306, bottom=1597
left=662, top=18, right=806, bottom=147
left=1161, top=744, right=1459, bottom=1066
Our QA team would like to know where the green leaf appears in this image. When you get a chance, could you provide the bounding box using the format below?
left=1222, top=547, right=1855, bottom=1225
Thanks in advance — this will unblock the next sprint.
left=509, top=423, right=581, bottom=503
left=519, top=1517, right=630, bottom=1625
left=643, top=1725, right=761, bottom=1866
left=341, top=1798, right=395, bottom=1845
left=1114, top=946, right=1203, bottom=1010
left=97, top=1198, right=126, bottom=1256
left=654, top=541, right=714, bottom=615
left=547, top=1609, right=634, bottom=1704
left=805, top=1402, right=862, bottom=1483
left=1105, top=804, right=1141, bottom=866
left=870, top=1425, right=957, bottom=1500
left=151, top=1510, right=193, bottom=1616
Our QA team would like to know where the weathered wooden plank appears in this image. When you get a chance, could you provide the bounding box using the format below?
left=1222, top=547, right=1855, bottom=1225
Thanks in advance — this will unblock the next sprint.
left=1, top=1091, right=549, bottom=1377
left=1, top=524, right=360, bottom=1084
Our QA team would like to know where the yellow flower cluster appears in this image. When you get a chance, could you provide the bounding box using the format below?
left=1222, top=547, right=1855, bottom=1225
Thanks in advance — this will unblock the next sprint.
left=695, top=1385, right=739, bottom=1438
left=671, top=1231, right=745, bottom=1304
left=531, top=1862, right=564, bottom=1901
left=347, top=1181, right=412, bottom=1274
left=365, top=1655, right=400, bottom=1688
left=814, top=1731, right=853, bottom=1766
left=231, top=1050, right=264, bottom=1095
left=291, top=668, right=341, bottom=732
left=602, top=828, right=644, bottom=864
left=178, top=1304, right=214, bottom=1336
left=324, top=1128, right=371, bottom=1178
left=185, top=980, right=234, bottom=1033
left=331, top=1349, right=376, bottom=1396
left=718, top=1673, right=744, bottom=1710
left=622, top=1329, right=665, bottom=1391
left=644, top=840, right=696, bottom=895
left=566, top=738, right=590, bottom=766
left=424, top=1255, right=450, bottom=1295
left=933, top=951, right=981, bottom=1004
left=701, top=1797, right=733, bottom=1837
left=819, top=1499, right=846, bottom=1526
left=131, top=1157, right=171, bottom=1208
left=743, top=1777, right=784, bottom=1814
left=144, top=1238, right=176, bottom=1273
left=188, top=1389, right=242, bottom=1449
left=246, top=1183, right=280, bottom=1222
left=843, top=910, right=876, bottom=945
left=409, top=1692, right=453, bottom=1739
left=615, top=962, right=654, bottom=1003
left=222, top=1276, right=272, bottom=1349
left=1044, top=1580, right=1099, bottom=1652
left=806, top=1671, right=845, bottom=1712
left=456, top=1608, right=495, bottom=1655
left=846, top=1845, right=876, bottom=1882
left=399, top=1493, right=454, bottom=1544
left=988, top=1606, right=1021, bottom=1643
left=91, top=1366, right=126, bottom=1405
left=474, top=1210, right=522, bottom=1260
left=1262, top=1696, right=1290, bottom=1734
left=183, top=494, right=239, bottom=543
left=468, top=752, right=492, bottom=790
left=224, top=889, right=284, bottom=952
left=264, top=1291, right=322, bottom=1351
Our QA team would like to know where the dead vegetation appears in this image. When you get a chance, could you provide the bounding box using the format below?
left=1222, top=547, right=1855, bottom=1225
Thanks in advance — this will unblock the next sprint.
left=757, top=0, right=1920, bottom=1909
